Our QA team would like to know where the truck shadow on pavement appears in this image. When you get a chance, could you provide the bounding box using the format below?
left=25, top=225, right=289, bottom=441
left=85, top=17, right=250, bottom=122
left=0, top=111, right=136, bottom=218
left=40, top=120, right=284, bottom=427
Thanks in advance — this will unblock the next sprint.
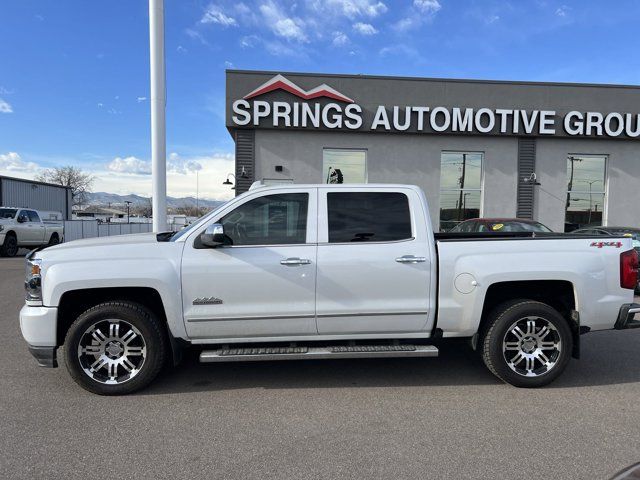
left=143, top=330, right=640, bottom=395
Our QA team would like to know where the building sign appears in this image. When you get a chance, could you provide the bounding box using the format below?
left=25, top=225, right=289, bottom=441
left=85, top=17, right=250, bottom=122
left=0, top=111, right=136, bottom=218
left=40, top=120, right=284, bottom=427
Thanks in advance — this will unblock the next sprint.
left=231, top=74, right=640, bottom=139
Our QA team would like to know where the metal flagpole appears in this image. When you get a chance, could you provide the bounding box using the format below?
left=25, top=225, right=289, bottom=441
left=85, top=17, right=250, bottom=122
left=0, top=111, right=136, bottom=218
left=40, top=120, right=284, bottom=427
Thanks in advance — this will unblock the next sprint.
left=149, top=0, right=167, bottom=231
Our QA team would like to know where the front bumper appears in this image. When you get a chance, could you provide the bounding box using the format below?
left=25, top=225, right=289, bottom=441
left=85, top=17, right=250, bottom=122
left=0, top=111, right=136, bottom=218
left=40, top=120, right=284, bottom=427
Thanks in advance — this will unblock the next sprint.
left=28, top=345, right=58, bottom=368
left=20, top=305, right=59, bottom=368
left=615, top=303, right=640, bottom=330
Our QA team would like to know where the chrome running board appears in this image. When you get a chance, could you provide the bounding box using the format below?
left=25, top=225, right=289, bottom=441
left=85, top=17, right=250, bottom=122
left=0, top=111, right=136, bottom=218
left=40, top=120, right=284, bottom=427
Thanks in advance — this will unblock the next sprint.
left=199, top=344, right=439, bottom=363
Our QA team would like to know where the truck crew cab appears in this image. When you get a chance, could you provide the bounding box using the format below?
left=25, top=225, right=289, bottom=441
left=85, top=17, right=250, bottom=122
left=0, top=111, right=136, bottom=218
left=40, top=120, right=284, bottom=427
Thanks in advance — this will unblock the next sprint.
left=19, top=184, right=640, bottom=394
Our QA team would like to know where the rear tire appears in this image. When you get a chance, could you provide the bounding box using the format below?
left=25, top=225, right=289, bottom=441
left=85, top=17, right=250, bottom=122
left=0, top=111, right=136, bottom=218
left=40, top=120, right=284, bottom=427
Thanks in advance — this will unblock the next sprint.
left=48, top=233, right=60, bottom=246
left=481, top=300, right=572, bottom=388
left=0, top=233, right=18, bottom=257
left=64, top=301, right=167, bottom=395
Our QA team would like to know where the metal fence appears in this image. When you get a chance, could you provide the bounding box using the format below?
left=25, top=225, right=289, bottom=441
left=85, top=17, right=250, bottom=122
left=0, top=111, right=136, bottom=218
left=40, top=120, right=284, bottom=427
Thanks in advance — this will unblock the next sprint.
left=63, top=220, right=154, bottom=242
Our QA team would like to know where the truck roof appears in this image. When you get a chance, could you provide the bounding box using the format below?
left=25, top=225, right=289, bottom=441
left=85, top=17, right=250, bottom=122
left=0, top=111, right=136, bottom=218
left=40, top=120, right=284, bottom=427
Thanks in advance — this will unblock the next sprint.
left=249, top=181, right=421, bottom=191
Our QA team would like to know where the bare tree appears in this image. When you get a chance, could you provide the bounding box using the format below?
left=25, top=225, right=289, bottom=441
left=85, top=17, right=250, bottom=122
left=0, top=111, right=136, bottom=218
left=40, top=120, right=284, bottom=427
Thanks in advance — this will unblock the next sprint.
left=172, top=204, right=208, bottom=217
left=36, top=166, right=94, bottom=207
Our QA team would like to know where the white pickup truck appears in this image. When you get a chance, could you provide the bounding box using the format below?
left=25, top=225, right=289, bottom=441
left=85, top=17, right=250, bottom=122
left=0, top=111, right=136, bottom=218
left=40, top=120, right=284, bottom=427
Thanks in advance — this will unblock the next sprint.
left=0, top=207, right=64, bottom=257
left=19, top=184, right=640, bottom=395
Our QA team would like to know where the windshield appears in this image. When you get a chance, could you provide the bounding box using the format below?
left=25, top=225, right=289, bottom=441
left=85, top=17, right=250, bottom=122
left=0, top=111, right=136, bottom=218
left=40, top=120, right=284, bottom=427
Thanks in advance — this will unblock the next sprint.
left=0, top=208, right=17, bottom=219
left=479, top=221, right=553, bottom=233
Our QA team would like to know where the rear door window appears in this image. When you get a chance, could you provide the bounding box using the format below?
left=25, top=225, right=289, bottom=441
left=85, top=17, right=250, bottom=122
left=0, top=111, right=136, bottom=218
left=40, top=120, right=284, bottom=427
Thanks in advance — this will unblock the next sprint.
left=327, top=192, right=412, bottom=243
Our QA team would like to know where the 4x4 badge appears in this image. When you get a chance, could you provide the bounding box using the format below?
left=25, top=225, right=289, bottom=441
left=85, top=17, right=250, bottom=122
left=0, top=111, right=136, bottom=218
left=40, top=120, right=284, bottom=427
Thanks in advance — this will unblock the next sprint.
left=193, top=297, right=223, bottom=305
left=590, top=241, right=623, bottom=248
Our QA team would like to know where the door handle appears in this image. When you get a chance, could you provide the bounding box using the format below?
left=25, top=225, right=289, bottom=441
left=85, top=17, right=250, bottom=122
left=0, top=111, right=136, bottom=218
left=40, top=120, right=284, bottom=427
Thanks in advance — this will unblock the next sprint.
left=395, top=255, right=427, bottom=263
left=280, top=257, right=312, bottom=266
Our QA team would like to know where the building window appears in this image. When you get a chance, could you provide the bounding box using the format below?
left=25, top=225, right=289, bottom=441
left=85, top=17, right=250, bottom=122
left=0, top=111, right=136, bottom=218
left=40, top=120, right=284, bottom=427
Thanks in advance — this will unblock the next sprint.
left=327, top=192, right=412, bottom=243
left=439, top=152, right=483, bottom=231
left=322, top=149, right=367, bottom=184
left=565, top=155, right=607, bottom=231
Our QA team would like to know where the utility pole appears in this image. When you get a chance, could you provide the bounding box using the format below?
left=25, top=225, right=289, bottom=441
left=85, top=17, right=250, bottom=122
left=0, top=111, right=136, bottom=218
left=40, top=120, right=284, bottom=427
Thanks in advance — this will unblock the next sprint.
left=457, top=154, right=467, bottom=221
left=125, top=201, right=132, bottom=224
left=566, top=156, right=582, bottom=211
left=196, top=170, right=199, bottom=216
left=149, top=0, right=167, bottom=232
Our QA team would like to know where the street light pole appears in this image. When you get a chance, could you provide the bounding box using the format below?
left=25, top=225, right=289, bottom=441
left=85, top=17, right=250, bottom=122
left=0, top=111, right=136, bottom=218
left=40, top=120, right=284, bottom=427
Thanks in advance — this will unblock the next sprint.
left=149, top=0, right=167, bottom=232
left=196, top=170, right=199, bottom=216
left=125, top=201, right=132, bottom=224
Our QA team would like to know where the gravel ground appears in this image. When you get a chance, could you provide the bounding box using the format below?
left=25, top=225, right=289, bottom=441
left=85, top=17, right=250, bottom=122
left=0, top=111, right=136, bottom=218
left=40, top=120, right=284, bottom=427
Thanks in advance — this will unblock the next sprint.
left=1, top=255, right=639, bottom=480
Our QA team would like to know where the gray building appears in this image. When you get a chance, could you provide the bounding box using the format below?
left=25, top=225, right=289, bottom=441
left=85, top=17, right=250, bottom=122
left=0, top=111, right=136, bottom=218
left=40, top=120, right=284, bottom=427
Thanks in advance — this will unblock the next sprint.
left=225, top=70, right=640, bottom=232
left=0, top=176, right=72, bottom=220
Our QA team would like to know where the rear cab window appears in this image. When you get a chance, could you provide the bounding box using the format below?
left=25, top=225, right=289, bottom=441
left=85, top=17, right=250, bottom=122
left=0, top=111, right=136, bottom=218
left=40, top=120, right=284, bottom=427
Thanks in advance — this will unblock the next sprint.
left=323, top=191, right=413, bottom=243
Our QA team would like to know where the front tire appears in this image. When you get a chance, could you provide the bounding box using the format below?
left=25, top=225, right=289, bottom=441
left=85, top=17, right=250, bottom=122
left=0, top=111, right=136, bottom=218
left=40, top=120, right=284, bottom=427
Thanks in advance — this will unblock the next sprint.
left=481, top=300, right=572, bottom=388
left=64, top=301, right=167, bottom=395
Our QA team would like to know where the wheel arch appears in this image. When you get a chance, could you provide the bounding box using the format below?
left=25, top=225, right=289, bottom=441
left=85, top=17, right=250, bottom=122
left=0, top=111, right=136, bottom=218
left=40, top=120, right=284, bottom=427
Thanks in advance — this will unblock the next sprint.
left=57, top=287, right=184, bottom=365
left=475, top=280, right=580, bottom=358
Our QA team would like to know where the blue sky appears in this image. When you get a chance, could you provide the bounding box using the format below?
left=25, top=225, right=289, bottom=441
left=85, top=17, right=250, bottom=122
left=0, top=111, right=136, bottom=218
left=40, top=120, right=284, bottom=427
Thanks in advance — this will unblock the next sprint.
left=1, top=0, right=639, bottom=200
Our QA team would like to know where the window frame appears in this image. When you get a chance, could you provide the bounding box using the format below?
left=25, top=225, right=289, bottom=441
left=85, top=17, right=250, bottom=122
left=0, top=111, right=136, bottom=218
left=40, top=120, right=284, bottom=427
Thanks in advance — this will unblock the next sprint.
left=27, top=210, right=40, bottom=222
left=565, top=153, right=608, bottom=228
left=322, top=148, right=368, bottom=184
left=191, top=188, right=318, bottom=249
left=317, top=187, right=418, bottom=245
left=438, top=151, right=485, bottom=232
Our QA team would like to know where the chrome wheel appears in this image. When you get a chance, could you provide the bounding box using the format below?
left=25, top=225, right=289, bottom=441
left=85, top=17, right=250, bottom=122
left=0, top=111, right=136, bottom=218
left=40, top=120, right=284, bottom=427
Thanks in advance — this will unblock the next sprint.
left=77, top=319, right=147, bottom=385
left=502, top=316, right=562, bottom=377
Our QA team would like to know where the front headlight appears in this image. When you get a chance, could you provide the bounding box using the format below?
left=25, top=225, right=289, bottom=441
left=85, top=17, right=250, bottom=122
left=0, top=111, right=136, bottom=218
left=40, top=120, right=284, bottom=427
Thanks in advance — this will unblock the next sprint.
left=25, top=257, right=42, bottom=305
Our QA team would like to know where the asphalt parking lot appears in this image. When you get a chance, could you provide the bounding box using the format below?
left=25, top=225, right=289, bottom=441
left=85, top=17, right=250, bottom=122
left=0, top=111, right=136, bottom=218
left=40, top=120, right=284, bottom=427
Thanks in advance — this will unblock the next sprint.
left=1, top=256, right=640, bottom=479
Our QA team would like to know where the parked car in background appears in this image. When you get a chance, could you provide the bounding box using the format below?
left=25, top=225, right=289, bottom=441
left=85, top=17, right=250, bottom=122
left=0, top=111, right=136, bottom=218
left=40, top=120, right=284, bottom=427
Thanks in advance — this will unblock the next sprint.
left=0, top=208, right=64, bottom=257
left=448, top=218, right=554, bottom=233
left=572, top=227, right=640, bottom=250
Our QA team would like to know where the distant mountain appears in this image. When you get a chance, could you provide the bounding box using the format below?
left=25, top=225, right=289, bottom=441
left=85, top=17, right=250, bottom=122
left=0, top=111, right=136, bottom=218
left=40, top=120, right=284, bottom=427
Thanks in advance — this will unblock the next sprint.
left=84, top=192, right=225, bottom=210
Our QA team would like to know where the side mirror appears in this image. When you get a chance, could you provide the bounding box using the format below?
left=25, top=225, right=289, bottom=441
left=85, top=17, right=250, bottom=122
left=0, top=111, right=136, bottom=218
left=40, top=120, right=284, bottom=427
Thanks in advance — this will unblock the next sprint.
left=200, top=223, right=225, bottom=247
left=17, top=215, right=27, bottom=223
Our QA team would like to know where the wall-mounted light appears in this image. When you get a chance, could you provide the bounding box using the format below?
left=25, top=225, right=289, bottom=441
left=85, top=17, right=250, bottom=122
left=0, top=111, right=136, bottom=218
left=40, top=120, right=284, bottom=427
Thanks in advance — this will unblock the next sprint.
left=523, top=172, right=541, bottom=186
left=222, top=173, right=235, bottom=186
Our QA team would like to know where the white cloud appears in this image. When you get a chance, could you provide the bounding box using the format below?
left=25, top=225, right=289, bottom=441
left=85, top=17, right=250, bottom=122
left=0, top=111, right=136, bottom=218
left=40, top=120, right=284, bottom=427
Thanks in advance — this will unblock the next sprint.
left=200, top=4, right=237, bottom=26
left=0, top=86, right=14, bottom=95
left=107, top=156, right=151, bottom=175
left=332, top=31, right=349, bottom=46
left=224, top=60, right=234, bottom=68
left=0, top=152, right=39, bottom=173
left=379, top=44, right=424, bottom=62
left=176, top=45, right=187, bottom=53
left=394, top=0, right=441, bottom=31
left=0, top=98, right=13, bottom=113
left=556, top=5, right=570, bottom=17
left=96, top=153, right=235, bottom=200
left=260, top=1, right=308, bottom=42
left=414, top=0, right=441, bottom=14
left=312, top=0, right=388, bottom=19
left=240, top=35, right=259, bottom=48
left=185, top=28, right=210, bottom=45
left=486, top=14, right=500, bottom=24
left=168, top=152, right=203, bottom=175
left=137, top=96, right=147, bottom=103
left=106, top=153, right=206, bottom=177
left=353, top=22, right=378, bottom=35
